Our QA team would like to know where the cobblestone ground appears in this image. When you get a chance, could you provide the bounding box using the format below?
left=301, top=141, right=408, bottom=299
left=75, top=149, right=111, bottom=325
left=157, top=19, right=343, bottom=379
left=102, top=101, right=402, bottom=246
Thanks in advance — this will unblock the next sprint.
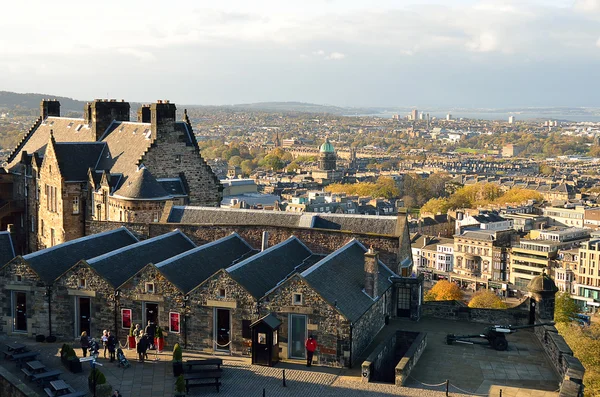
left=1, top=334, right=472, bottom=397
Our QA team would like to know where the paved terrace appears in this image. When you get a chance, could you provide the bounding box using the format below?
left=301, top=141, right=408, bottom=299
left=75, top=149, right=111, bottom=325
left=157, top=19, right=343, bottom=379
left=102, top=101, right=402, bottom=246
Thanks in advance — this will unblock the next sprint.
left=1, top=317, right=559, bottom=397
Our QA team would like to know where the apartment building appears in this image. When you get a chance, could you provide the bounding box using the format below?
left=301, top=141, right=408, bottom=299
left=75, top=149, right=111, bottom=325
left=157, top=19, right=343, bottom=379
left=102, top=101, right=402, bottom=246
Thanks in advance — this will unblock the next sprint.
left=542, top=206, right=586, bottom=228
left=575, top=239, right=600, bottom=313
left=453, top=229, right=514, bottom=282
left=509, top=240, right=558, bottom=291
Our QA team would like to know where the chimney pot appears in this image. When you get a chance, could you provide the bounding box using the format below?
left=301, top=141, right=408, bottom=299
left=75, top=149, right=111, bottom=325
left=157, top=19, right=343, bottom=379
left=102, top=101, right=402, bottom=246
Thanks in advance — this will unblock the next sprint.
left=261, top=231, right=269, bottom=251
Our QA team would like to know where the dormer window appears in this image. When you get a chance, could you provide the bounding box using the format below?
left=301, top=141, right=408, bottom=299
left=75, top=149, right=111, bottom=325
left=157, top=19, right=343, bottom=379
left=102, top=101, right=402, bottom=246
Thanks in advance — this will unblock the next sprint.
left=145, top=283, right=155, bottom=294
left=79, top=279, right=86, bottom=289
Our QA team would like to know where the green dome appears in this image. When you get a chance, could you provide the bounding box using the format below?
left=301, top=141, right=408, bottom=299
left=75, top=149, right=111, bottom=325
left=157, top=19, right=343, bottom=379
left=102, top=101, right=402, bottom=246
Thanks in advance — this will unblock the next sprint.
left=320, top=139, right=335, bottom=153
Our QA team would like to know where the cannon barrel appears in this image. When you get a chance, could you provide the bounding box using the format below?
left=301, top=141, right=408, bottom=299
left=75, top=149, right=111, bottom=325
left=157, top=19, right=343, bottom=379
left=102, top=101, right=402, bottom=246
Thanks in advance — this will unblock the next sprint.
left=499, top=322, right=555, bottom=331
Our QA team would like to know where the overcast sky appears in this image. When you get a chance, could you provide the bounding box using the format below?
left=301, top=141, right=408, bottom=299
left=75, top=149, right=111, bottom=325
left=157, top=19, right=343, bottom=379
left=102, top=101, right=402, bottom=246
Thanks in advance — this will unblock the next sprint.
left=1, top=0, right=600, bottom=108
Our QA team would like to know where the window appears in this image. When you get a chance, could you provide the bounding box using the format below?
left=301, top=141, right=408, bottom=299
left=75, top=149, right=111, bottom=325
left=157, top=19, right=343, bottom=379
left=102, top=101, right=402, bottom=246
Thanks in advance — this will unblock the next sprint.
left=145, top=283, right=155, bottom=293
left=31, top=216, right=35, bottom=232
left=79, top=279, right=86, bottom=288
left=218, top=288, right=226, bottom=298
left=153, top=212, right=160, bottom=223
left=292, top=293, right=302, bottom=305
left=50, top=228, right=56, bottom=246
left=72, top=197, right=80, bottom=214
left=15, top=275, right=22, bottom=282
left=175, top=154, right=182, bottom=163
left=40, top=219, right=44, bottom=237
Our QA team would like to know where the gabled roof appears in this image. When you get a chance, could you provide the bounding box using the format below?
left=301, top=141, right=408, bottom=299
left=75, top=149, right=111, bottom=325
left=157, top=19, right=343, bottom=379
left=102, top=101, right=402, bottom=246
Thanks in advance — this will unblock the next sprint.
left=155, top=233, right=256, bottom=294
left=250, top=313, right=281, bottom=329
left=87, top=230, right=196, bottom=288
left=6, top=117, right=95, bottom=170
left=300, top=239, right=394, bottom=323
left=53, top=142, right=106, bottom=182
left=21, top=227, right=138, bottom=284
left=227, top=236, right=314, bottom=298
left=0, top=231, right=15, bottom=267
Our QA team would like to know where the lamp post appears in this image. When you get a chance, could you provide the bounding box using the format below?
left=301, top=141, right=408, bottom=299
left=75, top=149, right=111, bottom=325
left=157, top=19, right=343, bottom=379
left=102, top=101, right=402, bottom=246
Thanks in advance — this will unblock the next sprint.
left=183, top=295, right=189, bottom=349
left=113, top=290, right=120, bottom=338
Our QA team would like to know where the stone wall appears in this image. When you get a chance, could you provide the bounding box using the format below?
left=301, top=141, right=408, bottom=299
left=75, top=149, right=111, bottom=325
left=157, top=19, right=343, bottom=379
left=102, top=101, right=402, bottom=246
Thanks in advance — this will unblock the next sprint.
left=395, top=332, right=427, bottom=386
left=534, top=325, right=584, bottom=397
left=186, top=271, right=258, bottom=355
left=0, top=366, right=38, bottom=397
left=361, top=330, right=398, bottom=383
left=85, top=221, right=405, bottom=274
left=422, top=299, right=530, bottom=325
left=140, top=122, right=222, bottom=206
left=351, top=288, right=391, bottom=366
left=264, top=275, right=352, bottom=367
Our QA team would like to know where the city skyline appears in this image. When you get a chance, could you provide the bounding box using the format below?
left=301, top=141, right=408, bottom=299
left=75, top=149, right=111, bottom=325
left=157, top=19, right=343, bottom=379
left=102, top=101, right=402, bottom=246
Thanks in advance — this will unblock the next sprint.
left=1, top=0, right=600, bottom=108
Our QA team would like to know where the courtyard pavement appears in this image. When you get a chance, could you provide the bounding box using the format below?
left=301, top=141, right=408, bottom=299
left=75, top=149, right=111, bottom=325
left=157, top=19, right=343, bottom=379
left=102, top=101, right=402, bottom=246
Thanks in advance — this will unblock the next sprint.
left=1, top=317, right=559, bottom=397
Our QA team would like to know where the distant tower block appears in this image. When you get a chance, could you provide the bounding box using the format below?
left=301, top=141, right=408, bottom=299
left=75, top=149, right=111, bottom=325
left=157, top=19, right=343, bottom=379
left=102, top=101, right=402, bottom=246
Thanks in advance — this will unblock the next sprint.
left=446, top=113, right=452, bottom=121
left=411, top=109, right=418, bottom=121
left=508, top=115, right=515, bottom=124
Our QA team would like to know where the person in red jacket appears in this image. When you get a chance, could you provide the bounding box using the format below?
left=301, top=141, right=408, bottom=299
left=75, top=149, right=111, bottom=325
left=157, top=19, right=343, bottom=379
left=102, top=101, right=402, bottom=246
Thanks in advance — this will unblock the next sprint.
left=305, top=335, right=317, bottom=367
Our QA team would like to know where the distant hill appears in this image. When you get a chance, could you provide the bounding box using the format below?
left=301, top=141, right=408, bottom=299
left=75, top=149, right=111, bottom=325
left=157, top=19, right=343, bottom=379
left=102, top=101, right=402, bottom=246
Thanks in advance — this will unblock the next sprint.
left=0, top=91, right=86, bottom=112
left=229, top=101, right=381, bottom=115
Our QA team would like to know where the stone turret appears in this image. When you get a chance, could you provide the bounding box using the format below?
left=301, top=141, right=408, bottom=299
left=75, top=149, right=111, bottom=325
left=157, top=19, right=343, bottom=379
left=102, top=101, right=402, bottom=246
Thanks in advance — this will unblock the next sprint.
left=527, top=270, right=558, bottom=321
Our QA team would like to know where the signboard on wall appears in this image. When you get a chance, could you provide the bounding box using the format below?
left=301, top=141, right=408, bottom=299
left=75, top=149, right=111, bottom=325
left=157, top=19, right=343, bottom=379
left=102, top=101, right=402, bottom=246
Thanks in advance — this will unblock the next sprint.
left=170, top=312, right=180, bottom=333
left=121, top=308, right=132, bottom=329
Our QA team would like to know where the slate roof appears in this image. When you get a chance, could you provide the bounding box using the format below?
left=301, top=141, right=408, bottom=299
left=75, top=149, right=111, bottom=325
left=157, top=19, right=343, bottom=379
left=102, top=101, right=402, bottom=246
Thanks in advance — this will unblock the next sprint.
left=166, top=206, right=406, bottom=236
left=155, top=233, right=256, bottom=293
left=53, top=142, right=106, bottom=182
left=0, top=231, right=16, bottom=267
left=158, top=178, right=187, bottom=197
left=87, top=230, right=196, bottom=288
left=301, top=239, right=394, bottom=323
left=96, top=121, right=154, bottom=176
left=227, top=236, right=313, bottom=298
left=472, top=212, right=506, bottom=223
left=456, top=230, right=497, bottom=241
left=113, top=166, right=170, bottom=200
left=21, top=227, right=139, bottom=284
left=250, top=313, right=281, bottom=329
left=6, top=117, right=95, bottom=170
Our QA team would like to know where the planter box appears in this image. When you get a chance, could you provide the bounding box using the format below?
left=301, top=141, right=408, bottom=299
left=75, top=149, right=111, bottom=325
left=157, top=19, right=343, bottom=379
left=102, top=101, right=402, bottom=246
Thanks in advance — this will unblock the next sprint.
left=63, top=357, right=82, bottom=373
left=128, top=336, right=136, bottom=349
left=155, top=337, right=165, bottom=352
left=173, top=362, right=184, bottom=377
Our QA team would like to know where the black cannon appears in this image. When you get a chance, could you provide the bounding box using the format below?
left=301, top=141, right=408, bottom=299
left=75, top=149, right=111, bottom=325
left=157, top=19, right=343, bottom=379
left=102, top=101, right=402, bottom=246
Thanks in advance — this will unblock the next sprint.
left=446, top=322, right=554, bottom=351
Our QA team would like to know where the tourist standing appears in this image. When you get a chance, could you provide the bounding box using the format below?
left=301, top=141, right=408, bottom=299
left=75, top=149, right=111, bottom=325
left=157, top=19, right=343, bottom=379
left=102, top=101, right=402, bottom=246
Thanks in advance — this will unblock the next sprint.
left=80, top=331, right=90, bottom=357
left=137, top=331, right=148, bottom=363
left=305, top=335, right=317, bottom=367
left=101, top=330, right=109, bottom=358
left=144, top=321, right=156, bottom=349
left=107, top=331, right=117, bottom=362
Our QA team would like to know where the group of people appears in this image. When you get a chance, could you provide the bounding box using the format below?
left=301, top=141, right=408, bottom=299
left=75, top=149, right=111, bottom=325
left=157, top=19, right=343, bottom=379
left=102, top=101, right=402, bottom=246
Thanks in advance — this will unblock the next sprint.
left=80, top=329, right=118, bottom=362
left=79, top=321, right=159, bottom=364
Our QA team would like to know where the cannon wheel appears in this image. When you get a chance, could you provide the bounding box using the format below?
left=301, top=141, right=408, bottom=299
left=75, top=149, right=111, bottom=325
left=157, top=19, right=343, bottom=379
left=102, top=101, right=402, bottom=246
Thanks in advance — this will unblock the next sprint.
left=492, top=336, right=508, bottom=351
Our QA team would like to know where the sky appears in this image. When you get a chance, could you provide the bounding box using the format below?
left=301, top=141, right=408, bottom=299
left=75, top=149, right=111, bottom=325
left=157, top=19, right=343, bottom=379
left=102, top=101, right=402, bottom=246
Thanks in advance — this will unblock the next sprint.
left=1, top=0, right=600, bottom=108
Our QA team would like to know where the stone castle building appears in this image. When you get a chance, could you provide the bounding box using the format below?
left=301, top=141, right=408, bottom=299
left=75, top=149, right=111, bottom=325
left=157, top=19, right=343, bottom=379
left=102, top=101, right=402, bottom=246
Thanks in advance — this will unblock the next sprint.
left=1, top=99, right=222, bottom=252
left=311, top=138, right=343, bottom=184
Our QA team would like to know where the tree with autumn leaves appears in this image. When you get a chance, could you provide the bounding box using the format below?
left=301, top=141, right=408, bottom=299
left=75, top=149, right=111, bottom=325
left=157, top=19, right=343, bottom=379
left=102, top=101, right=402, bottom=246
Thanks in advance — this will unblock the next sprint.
left=468, top=290, right=507, bottom=309
left=424, top=280, right=464, bottom=301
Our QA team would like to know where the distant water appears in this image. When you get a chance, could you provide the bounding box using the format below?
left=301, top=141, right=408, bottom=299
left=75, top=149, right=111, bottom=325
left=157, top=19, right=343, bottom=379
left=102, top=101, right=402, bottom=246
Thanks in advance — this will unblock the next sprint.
left=347, top=111, right=600, bottom=122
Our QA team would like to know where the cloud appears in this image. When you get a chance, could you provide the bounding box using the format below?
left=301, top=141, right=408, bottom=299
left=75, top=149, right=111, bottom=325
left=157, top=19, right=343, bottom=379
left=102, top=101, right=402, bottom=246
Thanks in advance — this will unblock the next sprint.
left=325, top=52, right=345, bottom=60
left=312, top=50, right=325, bottom=55
left=117, top=48, right=156, bottom=62
left=574, top=0, right=600, bottom=12
left=597, top=36, right=600, bottom=47
left=466, top=32, right=498, bottom=53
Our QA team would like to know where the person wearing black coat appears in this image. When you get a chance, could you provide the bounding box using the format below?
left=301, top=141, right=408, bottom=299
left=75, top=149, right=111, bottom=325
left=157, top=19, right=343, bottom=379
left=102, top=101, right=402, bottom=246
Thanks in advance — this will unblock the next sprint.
left=144, top=321, right=156, bottom=349
left=136, top=331, right=148, bottom=363
left=107, top=331, right=117, bottom=362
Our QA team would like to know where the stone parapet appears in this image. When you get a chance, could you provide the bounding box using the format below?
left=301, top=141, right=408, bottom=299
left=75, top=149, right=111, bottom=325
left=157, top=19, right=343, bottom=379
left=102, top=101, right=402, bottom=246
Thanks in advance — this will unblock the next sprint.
left=395, top=332, right=427, bottom=386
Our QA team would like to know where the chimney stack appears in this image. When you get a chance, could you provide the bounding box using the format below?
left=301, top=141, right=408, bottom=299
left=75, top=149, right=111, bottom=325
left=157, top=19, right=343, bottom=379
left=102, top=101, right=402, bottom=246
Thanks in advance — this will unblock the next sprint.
left=90, top=99, right=131, bottom=140
left=364, top=246, right=379, bottom=298
left=40, top=99, right=60, bottom=119
left=261, top=231, right=269, bottom=252
left=150, top=100, right=176, bottom=140
left=137, top=105, right=151, bottom=123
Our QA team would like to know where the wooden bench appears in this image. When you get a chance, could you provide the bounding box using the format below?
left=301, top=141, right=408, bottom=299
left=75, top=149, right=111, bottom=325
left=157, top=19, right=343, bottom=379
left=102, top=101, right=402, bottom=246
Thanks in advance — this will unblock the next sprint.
left=184, top=371, right=222, bottom=393
left=32, top=370, right=62, bottom=386
left=185, top=358, right=223, bottom=371
left=21, top=368, right=32, bottom=379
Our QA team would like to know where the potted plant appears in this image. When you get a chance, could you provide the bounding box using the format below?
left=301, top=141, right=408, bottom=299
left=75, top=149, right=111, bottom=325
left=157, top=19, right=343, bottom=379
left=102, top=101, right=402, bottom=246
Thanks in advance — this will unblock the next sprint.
left=88, top=368, right=106, bottom=393
left=174, top=374, right=186, bottom=397
left=62, top=345, right=82, bottom=373
left=155, top=326, right=165, bottom=352
left=128, top=324, right=136, bottom=349
left=172, top=343, right=183, bottom=377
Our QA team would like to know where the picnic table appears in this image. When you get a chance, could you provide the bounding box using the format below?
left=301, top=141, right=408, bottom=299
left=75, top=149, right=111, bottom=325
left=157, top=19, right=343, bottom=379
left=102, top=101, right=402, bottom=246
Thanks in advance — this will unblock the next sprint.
left=185, top=358, right=223, bottom=371
left=21, top=360, right=46, bottom=379
left=11, top=351, right=39, bottom=367
left=2, top=342, right=27, bottom=359
left=32, top=369, right=62, bottom=386
left=49, top=379, right=70, bottom=396
left=184, top=371, right=222, bottom=393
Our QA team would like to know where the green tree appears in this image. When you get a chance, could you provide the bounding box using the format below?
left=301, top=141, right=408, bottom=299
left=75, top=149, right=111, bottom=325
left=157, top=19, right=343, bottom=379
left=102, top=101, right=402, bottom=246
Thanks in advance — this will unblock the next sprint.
left=554, top=291, right=578, bottom=323
left=556, top=322, right=600, bottom=396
